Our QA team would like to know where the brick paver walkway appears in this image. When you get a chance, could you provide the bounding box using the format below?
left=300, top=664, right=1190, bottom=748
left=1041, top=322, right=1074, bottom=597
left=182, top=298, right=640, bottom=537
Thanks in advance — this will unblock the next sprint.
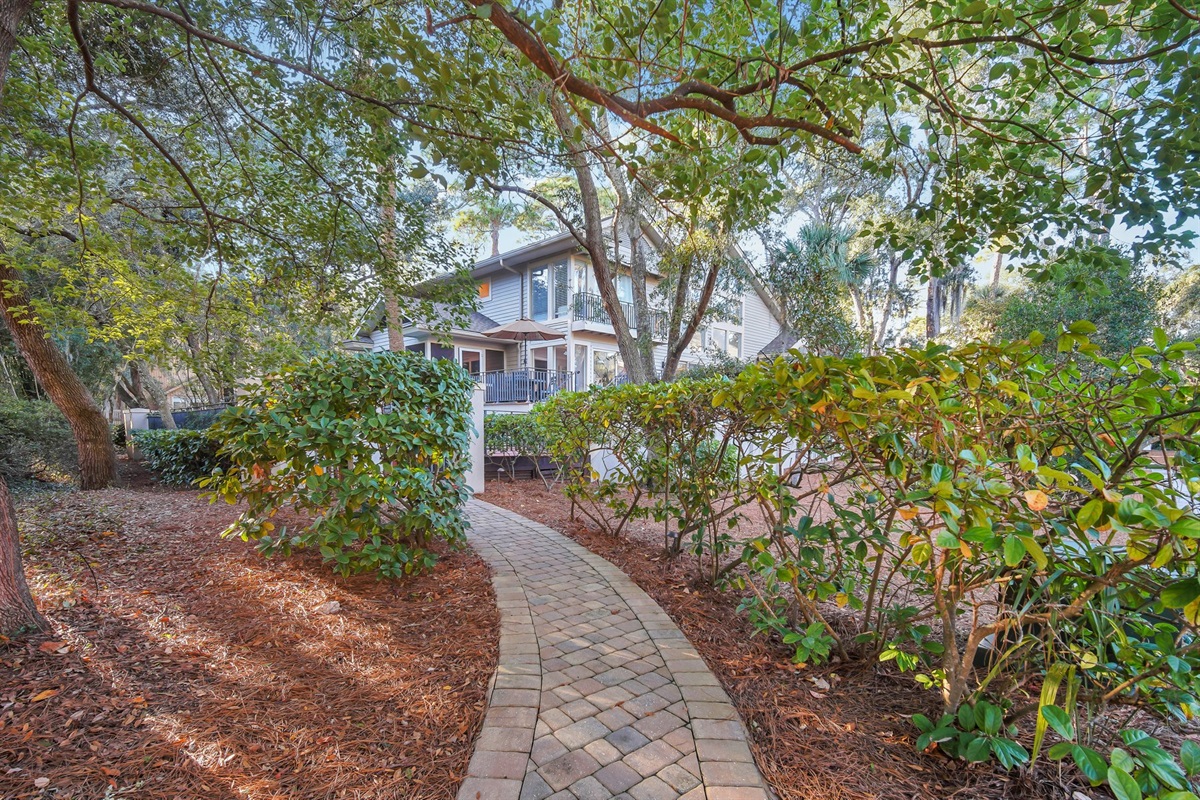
left=458, top=500, right=772, bottom=800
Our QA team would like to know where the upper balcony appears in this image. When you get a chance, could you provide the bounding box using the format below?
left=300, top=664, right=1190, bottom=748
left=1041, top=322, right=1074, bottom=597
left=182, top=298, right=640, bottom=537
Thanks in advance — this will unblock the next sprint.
left=571, top=292, right=668, bottom=341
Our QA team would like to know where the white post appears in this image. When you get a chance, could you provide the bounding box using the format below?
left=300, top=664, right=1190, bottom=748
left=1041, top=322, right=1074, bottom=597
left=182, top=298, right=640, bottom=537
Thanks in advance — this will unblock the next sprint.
left=124, top=407, right=150, bottom=458
left=466, top=384, right=486, bottom=496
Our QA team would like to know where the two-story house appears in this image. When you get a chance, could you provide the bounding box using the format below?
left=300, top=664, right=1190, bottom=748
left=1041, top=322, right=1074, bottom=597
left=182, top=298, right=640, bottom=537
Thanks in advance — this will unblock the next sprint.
left=350, top=224, right=787, bottom=411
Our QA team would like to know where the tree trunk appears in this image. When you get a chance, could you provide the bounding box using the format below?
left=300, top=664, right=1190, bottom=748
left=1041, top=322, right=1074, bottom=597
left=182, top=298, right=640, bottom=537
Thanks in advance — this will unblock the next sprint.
left=0, top=473, right=48, bottom=637
left=1, top=0, right=33, bottom=94
left=0, top=257, right=118, bottom=490
left=873, top=252, right=902, bottom=354
left=490, top=222, right=501, bottom=258
left=378, top=159, right=405, bottom=352
left=547, top=94, right=653, bottom=383
left=991, top=252, right=1003, bottom=292
left=926, top=276, right=942, bottom=342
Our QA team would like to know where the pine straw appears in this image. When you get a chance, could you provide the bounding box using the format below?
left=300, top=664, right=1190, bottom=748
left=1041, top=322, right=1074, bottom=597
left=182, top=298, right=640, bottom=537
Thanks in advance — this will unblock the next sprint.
left=2, top=471, right=497, bottom=800
left=483, top=481, right=1082, bottom=800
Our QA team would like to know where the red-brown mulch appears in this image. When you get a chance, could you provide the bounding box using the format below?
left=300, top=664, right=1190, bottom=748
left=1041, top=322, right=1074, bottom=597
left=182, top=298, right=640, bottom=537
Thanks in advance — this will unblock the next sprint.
left=483, top=480, right=1078, bottom=800
left=1, top=466, right=497, bottom=800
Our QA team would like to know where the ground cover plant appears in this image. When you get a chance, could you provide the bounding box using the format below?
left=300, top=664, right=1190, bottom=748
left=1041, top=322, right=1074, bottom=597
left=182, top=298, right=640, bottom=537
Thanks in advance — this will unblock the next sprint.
left=133, top=429, right=228, bottom=487
left=534, top=328, right=1200, bottom=798
left=206, top=351, right=475, bottom=579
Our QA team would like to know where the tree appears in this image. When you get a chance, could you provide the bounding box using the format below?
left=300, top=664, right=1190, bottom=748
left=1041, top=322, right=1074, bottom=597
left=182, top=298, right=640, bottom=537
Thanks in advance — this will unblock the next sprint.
left=458, top=0, right=1199, bottom=261
left=451, top=187, right=555, bottom=257
left=763, top=225, right=867, bottom=357
left=967, top=244, right=1162, bottom=356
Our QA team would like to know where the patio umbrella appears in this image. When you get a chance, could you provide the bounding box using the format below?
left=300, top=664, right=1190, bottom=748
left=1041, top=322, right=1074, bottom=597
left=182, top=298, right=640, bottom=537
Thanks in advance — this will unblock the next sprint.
left=481, top=318, right=562, bottom=341
left=483, top=318, right=563, bottom=370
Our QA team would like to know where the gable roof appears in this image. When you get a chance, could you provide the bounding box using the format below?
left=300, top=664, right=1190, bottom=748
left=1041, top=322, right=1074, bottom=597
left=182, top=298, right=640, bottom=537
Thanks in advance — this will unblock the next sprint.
left=758, top=328, right=803, bottom=356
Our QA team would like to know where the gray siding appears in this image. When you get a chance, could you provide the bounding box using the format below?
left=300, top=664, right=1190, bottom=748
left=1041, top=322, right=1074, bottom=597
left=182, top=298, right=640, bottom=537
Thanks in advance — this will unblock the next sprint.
left=480, top=270, right=523, bottom=324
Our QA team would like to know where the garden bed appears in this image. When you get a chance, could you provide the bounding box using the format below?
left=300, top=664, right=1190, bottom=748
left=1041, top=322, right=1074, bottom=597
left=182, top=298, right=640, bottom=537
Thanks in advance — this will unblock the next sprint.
left=1, top=465, right=498, bottom=800
left=483, top=481, right=1090, bottom=800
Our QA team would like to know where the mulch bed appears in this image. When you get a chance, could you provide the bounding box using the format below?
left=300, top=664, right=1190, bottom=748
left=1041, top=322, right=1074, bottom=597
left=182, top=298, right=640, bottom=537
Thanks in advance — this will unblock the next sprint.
left=1, top=463, right=498, bottom=800
left=483, top=480, right=1079, bottom=800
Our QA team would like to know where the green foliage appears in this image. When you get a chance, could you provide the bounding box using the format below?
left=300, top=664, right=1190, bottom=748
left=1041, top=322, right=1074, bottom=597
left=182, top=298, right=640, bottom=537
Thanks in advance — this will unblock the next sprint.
left=543, top=325, right=1200, bottom=782
left=764, top=226, right=868, bottom=357
left=912, top=699, right=1030, bottom=770
left=0, top=398, right=75, bottom=482
left=133, top=429, right=228, bottom=487
left=484, top=413, right=548, bottom=458
left=979, top=245, right=1162, bottom=357
left=204, top=351, right=475, bottom=579
left=1044, top=719, right=1200, bottom=800
left=536, top=377, right=745, bottom=579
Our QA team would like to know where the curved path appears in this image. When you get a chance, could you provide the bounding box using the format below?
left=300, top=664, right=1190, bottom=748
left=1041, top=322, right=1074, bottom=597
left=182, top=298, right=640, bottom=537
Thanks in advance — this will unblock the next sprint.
left=458, top=500, right=772, bottom=800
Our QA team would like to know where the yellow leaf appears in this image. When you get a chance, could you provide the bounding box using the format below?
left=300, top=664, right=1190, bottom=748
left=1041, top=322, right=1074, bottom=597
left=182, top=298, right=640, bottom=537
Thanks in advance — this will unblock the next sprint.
left=314, top=465, right=324, bottom=476
left=1024, top=490, right=1049, bottom=512
left=30, top=689, right=59, bottom=703
left=898, top=507, right=919, bottom=521
left=1050, top=446, right=1066, bottom=457
left=834, top=592, right=849, bottom=608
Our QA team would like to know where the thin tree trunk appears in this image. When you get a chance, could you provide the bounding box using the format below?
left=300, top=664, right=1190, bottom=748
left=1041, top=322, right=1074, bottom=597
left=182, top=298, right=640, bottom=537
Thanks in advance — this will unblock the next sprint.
left=926, top=276, right=942, bottom=342
left=0, top=257, right=118, bottom=490
left=0, top=473, right=48, bottom=637
left=873, top=253, right=902, bottom=353
left=991, top=252, right=1003, bottom=292
left=490, top=222, right=501, bottom=258
left=378, top=158, right=405, bottom=352
left=548, top=94, right=652, bottom=383
left=1, top=0, right=33, bottom=94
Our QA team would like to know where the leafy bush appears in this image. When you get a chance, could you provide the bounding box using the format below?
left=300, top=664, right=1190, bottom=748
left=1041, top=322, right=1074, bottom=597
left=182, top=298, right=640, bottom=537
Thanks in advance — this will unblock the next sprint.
left=0, top=397, right=76, bottom=481
left=204, top=350, right=475, bottom=578
left=535, top=377, right=745, bottom=577
left=540, top=326, right=1200, bottom=790
left=111, top=423, right=126, bottom=448
left=133, top=429, right=228, bottom=486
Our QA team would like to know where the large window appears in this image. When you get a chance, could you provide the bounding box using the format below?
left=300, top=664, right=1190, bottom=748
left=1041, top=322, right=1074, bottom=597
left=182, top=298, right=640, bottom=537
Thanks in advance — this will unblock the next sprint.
left=531, top=261, right=569, bottom=320
left=592, top=349, right=623, bottom=386
left=707, top=328, right=742, bottom=358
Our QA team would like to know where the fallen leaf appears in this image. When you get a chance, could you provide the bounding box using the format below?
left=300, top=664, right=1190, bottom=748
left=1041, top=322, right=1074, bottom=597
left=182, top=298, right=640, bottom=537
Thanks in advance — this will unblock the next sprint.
left=38, top=641, right=66, bottom=653
left=30, top=689, right=59, bottom=703
left=34, top=777, right=50, bottom=788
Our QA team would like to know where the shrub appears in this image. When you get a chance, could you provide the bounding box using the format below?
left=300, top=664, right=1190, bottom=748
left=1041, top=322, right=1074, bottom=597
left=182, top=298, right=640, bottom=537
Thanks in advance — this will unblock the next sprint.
left=535, top=377, right=745, bottom=576
left=111, top=423, right=126, bottom=448
left=133, top=429, right=228, bottom=486
left=540, top=327, right=1200, bottom=794
left=204, top=350, right=475, bottom=578
left=0, top=397, right=76, bottom=481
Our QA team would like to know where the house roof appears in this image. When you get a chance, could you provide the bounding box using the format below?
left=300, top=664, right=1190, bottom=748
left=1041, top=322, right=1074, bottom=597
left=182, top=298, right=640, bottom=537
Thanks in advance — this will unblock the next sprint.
left=758, top=329, right=802, bottom=356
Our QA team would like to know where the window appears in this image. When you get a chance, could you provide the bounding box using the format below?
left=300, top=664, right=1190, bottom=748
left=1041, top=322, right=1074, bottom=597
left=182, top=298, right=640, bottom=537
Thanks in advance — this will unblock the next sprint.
left=405, top=342, right=426, bottom=356
left=459, top=349, right=483, bottom=376
left=485, top=350, right=506, bottom=372
left=478, top=281, right=491, bottom=300
left=616, top=274, right=633, bottom=305
left=429, top=342, right=454, bottom=360
left=706, top=328, right=742, bottom=358
left=531, top=261, right=569, bottom=320
left=727, top=331, right=742, bottom=358
left=592, top=349, right=623, bottom=386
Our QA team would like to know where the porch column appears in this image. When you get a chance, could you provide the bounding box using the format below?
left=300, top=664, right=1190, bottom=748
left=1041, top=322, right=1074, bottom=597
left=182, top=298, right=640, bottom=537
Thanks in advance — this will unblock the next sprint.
left=465, top=383, right=486, bottom=496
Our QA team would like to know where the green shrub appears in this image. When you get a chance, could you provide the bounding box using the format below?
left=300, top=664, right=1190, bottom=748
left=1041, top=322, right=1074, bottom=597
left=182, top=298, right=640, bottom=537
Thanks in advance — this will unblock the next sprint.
left=111, top=423, right=127, bottom=448
left=204, top=350, right=475, bottom=578
left=540, top=327, right=1200, bottom=794
left=485, top=412, right=548, bottom=458
left=0, top=397, right=76, bottom=481
left=133, top=429, right=228, bottom=486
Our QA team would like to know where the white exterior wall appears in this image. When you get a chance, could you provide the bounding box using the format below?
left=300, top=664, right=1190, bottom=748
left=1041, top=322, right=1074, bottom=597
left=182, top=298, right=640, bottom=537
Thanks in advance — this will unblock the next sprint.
left=370, top=329, right=390, bottom=352
left=741, top=289, right=782, bottom=358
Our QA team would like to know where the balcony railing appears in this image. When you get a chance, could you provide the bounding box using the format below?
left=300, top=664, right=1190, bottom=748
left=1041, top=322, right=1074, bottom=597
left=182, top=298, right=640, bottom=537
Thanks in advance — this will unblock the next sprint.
left=483, top=369, right=575, bottom=404
left=572, top=292, right=668, bottom=340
